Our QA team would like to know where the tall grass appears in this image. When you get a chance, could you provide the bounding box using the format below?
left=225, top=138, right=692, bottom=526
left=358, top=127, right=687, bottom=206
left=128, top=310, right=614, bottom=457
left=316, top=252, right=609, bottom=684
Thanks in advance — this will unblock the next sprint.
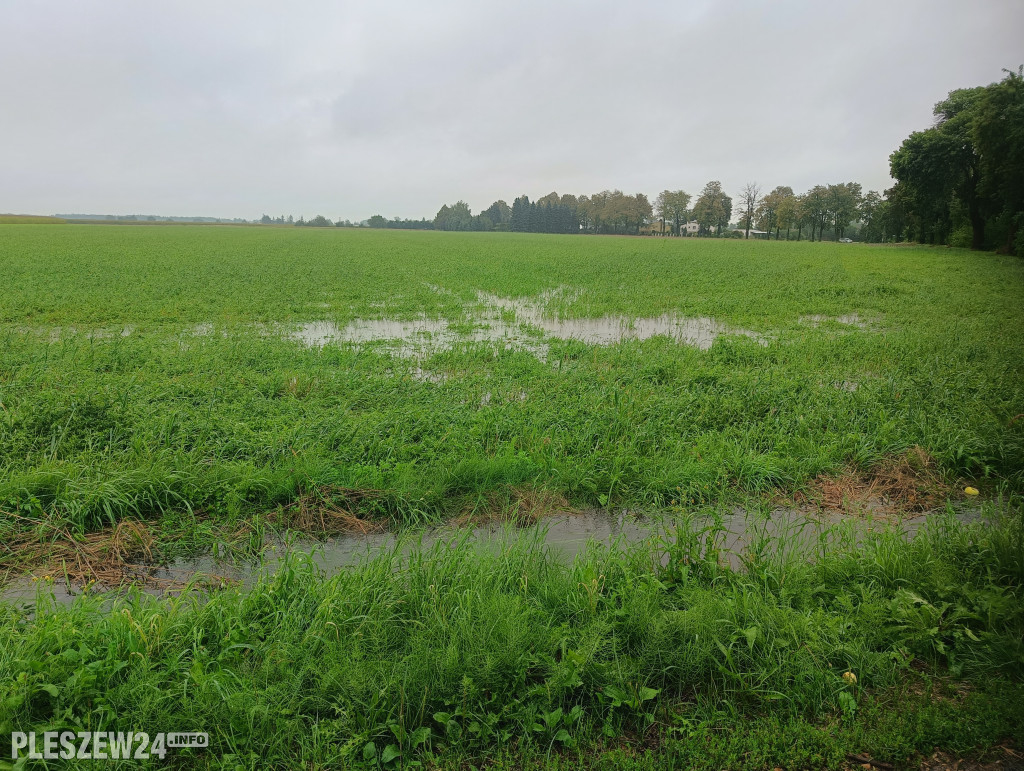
left=1, top=228, right=1022, bottom=538
left=1, top=510, right=1022, bottom=767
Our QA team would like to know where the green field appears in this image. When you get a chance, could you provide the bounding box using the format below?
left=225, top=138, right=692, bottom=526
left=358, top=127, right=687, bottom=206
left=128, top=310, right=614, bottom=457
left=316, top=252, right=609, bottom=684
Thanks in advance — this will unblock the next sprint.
left=1, top=225, right=1023, bottom=768
left=1, top=225, right=1022, bottom=532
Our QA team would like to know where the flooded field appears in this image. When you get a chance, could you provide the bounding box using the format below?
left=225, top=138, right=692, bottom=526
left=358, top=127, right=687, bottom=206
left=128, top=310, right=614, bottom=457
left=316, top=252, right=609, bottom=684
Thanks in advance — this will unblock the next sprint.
left=276, top=288, right=767, bottom=359
left=13, top=287, right=770, bottom=361
left=2, top=226, right=1022, bottom=770
left=3, top=503, right=983, bottom=608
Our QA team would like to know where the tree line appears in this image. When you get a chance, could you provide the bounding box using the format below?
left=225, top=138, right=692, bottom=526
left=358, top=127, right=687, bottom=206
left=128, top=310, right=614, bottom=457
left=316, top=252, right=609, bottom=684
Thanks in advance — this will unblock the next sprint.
left=263, top=184, right=885, bottom=242
left=263, top=68, right=1021, bottom=253
left=260, top=180, right=909, bottom=244
left=422, top=181, right=875, bottom=241
left=429, top=191, right=656, bottom=235
left=888, top=66, right=1024, bottom=254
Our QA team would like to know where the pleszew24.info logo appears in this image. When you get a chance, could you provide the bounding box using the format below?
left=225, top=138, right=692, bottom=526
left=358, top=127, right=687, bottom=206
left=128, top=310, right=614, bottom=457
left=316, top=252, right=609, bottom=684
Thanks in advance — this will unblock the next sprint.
left=10, top=731, right=208, bottom=760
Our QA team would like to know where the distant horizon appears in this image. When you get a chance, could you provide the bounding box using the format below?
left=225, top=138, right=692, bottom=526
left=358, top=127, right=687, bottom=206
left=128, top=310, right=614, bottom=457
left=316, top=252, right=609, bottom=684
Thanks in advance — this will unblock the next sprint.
left=3, top=1, right=1022, bottom=220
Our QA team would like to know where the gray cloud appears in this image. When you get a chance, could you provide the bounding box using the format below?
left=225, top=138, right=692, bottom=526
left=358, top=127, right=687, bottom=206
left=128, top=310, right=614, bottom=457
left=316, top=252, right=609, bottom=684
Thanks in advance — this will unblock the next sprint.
left=2, top=0, right=1022, bottom=219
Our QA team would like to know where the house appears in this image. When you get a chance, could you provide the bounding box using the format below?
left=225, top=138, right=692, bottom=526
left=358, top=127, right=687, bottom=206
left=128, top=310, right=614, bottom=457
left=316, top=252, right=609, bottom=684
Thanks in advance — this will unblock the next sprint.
left=730, top=226, right=768, bottom=239
left=684, top=221, right=700, bottom=235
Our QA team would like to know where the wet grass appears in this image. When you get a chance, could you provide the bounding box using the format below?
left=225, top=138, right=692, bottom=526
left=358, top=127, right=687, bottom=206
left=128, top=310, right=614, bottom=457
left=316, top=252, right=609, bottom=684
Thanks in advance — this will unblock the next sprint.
left=1, top=226, right=1022, bottom=548
left=1, top=510, right=1022, bottom=768
left=1, top=225, right=1023, bottom=766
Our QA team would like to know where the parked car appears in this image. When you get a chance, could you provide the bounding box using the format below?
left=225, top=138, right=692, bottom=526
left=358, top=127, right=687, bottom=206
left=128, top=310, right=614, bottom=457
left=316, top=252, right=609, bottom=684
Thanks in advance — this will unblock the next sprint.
left=839, top=237, right=853, bottom=243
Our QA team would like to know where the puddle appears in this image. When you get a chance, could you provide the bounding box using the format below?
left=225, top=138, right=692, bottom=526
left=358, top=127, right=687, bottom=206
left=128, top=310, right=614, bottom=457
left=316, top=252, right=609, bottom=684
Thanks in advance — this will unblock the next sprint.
left=292, top=318, right=450, bottom=347
left=800, top=314, right=868, bottom=328
left=530, top=314, right=758, bottom=349
left=285, top=316, right=550, bottom=360
left=478, top=390, right=529, bottom=406
left=1, top=506, right=982, bottom=609
left=279, top=288, right=765, bottom=360
left=11, top=325, right=135, bottom=342
left=409, top=366, right=447, bottom=384
left=475, top=290, right=764, bottom=350
left=188, top=322, right=214, bottom=336
left=88, top=325, right=135, bottom=340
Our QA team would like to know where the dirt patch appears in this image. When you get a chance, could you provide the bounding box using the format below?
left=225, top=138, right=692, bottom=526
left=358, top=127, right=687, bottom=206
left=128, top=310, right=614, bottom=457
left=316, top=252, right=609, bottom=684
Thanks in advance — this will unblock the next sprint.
left=2, top=518, right=163, bottom=589
left=799, top=448, right=951, bottom=518
left=916, top=746, right=1023, bottom=771
left=0, top=512, right=255, bottom=592
left=0, top=486, right=389, bottom=592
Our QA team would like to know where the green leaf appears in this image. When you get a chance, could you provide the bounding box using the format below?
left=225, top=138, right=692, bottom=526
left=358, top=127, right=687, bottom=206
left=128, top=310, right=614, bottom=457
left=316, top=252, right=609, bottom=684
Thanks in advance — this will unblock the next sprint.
left=381, top=745, right=401, bottom=764
left=604, top=686, right=627, bottom=707
left=362, top=742, right=377, bottom=761
left=639, top=687, right=660, bottom=703
left=544, top=707, right=562, bottom=727
left=38, top=684, right=60, bottom=698
left=554, top=729, right=572, bottom=744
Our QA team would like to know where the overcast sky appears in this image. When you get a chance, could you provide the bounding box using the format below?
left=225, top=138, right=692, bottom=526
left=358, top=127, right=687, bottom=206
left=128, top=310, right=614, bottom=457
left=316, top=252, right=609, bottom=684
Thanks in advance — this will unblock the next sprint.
left=2, top=0, right=1022, bottom=220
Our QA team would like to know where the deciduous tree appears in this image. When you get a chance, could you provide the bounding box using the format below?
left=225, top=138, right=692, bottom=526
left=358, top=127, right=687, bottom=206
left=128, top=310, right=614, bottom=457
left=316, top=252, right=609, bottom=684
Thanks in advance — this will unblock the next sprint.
left=692, top=181, right=732, bottom=235
left=737, top=183, right=761, bottom=238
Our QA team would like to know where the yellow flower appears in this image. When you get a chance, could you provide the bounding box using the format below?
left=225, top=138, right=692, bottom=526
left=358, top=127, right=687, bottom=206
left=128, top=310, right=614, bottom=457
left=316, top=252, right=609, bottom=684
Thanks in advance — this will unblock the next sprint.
left=964, top=486, right=979, bottom=496
left=842, top=671, right=857, bottom=685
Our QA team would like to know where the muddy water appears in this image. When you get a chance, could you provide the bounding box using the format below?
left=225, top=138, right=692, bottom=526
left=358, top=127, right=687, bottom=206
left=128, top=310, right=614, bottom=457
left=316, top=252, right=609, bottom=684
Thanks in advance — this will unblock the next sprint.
left=800, top=314, right=868, bottom=328
left=1, top=507, right=980, bottom=609
left=11, top=290, right=871, bottom=356
left=282, top=289, right=765, bottom=359
left=286, top=315, right=549, bottom=360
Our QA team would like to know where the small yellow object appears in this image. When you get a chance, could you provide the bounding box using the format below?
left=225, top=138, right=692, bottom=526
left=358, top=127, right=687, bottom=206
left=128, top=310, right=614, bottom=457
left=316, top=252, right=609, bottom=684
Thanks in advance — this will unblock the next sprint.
left=842, top=671, right=857, bottom=685
left=964, top=486, right=979, bottom=496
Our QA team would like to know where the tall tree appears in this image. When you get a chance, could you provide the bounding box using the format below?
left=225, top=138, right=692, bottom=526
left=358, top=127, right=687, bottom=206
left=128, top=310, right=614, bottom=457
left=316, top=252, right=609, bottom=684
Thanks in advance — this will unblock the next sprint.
left=692, top=181, right=732, bottom=235
left=858, top=190, right=885, bottom=242
left=656, top=190, right=691, bottom=236
left=737, top=183, right=761, bottom=238
left=889, top=80, right=1006, bottom=250
left=510, top=196, right=531, bottom=232
left=433, top=201, right=473, bottom=231
left=655, top=191, right=670, bottom=234
left=755, top=186, right=793, bottom=239
left=576, top=195, right=592, bottom=232
left=827, top=182, right=863, bottom=240
left=480, top=200, right=511, bottom=231
left=971, top=67, right=1024, bottom=253
left=775, top=191, right=798, bottom=240
left=631, top=193, right=653, bottom=234
left=802, top=186, right=829, bottom=241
